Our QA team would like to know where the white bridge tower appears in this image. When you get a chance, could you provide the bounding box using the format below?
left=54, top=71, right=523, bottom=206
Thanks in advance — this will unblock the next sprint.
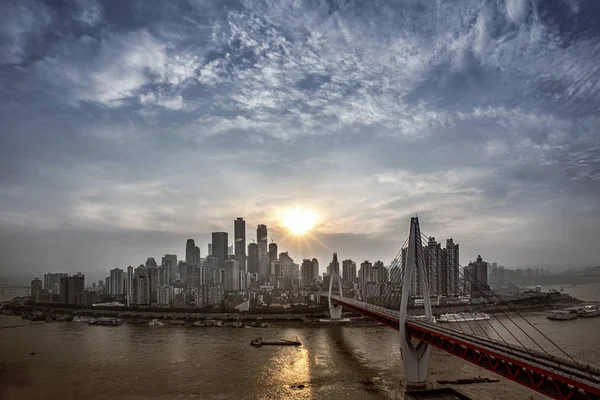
left=328, top=252, right=344, bottom=319
left=399, top=217, right=433, bottom=388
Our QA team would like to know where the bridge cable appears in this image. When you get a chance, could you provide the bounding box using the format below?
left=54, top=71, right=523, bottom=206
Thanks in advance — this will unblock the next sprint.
left=418, top=231, right=583, bottom=366
left=413, top=240, right=501, bottom=346
left=418, top=232, right=536, bottom=353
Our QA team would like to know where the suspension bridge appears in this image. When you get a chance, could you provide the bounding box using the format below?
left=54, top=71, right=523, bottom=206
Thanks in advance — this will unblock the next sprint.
left=325, top=217, right=600, bottom=400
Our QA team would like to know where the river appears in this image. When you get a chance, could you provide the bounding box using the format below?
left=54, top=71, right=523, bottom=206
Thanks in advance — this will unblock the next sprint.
left=1, top=309, right=599, bottom=400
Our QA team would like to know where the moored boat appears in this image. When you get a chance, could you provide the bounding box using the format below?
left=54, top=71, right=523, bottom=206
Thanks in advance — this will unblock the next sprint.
left=438, top=312, right=490, bottom=323
left=547, top=310, right=578, bottom=321
left=577, top=305, right=600, bottom=318
left=148, top=319, right=164, bottom=326
left=89, top=317, right=122, bottom=326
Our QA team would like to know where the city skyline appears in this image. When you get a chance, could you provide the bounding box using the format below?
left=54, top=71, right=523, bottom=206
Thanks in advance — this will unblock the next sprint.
left=2, top=0, right=600, bottom=278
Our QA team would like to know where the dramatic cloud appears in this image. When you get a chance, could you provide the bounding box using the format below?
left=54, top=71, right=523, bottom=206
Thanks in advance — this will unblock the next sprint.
left=1, top=0, right=600, bottom=278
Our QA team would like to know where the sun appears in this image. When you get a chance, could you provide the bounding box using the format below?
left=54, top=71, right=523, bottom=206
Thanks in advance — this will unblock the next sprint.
left=283, top=209, right=316, bottom=235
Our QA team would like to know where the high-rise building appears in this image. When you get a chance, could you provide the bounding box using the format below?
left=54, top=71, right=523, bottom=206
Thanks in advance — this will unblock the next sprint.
left=426, top=237, right=443, bottom=295
left=208, top=243, right=212, bottom=256
left=212, top=232, right=228, bottom=268
left=44, top=273, right=68, bottom=294
left=126, top=266, right=134, bottom=307
left=224, top=259, right=239, bottom=291
left=163, top=254, right=178, bottom=283
left=30, top=278, right=42, bottom=302
left=247, top=242, right=259, bottom=275
left=301, top=259, right=316, bottom=288
left=371, top=261, right=387, bottom=283
left=257, top=225, right=268, bottom=281
left=194, top=246, right=200, bottom=264
left=359, top=261, right=372, bottom=283
left=280, top=252, right=295, bottom=290
left=446, top=239, right=459, bottom=295
left=234, top=218, right=246, bottom=272
left=342, top=259, right=356, bottom=284
left=105, top=277, right=112, bottom=295
left=465, top=255, right=488, bottom=295
left=133, top=274, right=150, bottom=306
left=145, top=257, right=158, bottom=269
left=186, top=239, right=197, bottom=265
left=110, top=268, right=125, bottom=296
left=60, top=275, right=85, bottom=304
left=268, top=242, right=278, bottom=264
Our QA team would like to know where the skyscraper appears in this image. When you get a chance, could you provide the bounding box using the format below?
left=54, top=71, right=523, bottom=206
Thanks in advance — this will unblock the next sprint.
left=126, top=265, right=134, bottom=307
left=445, top=239, right=459, bottom=295
left=257, top=225, right=268, bottom=281
left=110, top=268, right=125, bottom=295
left=60, top=274, right=84, bottom=304
left=224, top=259, right=239, bottom=291
left=186, top=239, right=197, bottom=264
left=247, top=242, right=258, bottom=275
left=342, top=259, right=357, bottom=284
left=162, top=254, right=178, bottom=284
left=234, top=218, right=246, bottom=272
left=194, top=246, right=200, bottom=264
left=268, top=242, right=278, bottom=265
left=30, top=278, right=42, bottom=301
left=212, top=232, right=228, bottom=268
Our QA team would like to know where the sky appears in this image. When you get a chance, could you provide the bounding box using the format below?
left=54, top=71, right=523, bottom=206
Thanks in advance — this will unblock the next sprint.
left=1, top=0, right=599, bottom=281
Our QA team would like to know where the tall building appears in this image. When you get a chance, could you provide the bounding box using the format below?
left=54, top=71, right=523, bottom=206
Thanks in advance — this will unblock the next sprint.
left=426, top=237, right=443, bottom=295
left=186, top=239, right=197, bottom=265
left=234, top=217, right=246, bottom=272
left=30, top=278, right=42, bottom=301
left=359, top=261, right=373, bottom=283
left=257, top=225, right=269, bottom=281
left=247, top=242, right=259, bottom=275
left=371, top=261, right=387, bottom=283
left=224, top=259, right=239, bottom=291
left=342, top=259, right=357, bottom=284
left=126, top=266, right=134, bottom=307
left=110, top=268, right=125, bottom=296
left=163, top=254, right=178, bottom=283
left=133, top=274, right=150, bottom=306
left=60, top=275, right=85, bottom=304
left=212, top=232, right=228, bottom=268
left=446, top=239, right=459, bottom=295
left=301, top=259, right=316, bottom=288
left=208, top=243, right=212, bottom=256
left=44, top=273, right=68, bottom=294
left=465, top=255, right=488, bottom=295
left=405, top=238, right=460, bottom=297
left=280, top=252, right=295, bottom=290
left=268, top=242, right=278, bottom=264
left=145, top=257, right=158, bottom=269
left=194, top=246, right=200, bottom=264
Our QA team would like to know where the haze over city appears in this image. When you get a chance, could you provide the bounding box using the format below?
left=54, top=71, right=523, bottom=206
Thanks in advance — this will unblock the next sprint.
left=1, top=0, right=600, bottom=281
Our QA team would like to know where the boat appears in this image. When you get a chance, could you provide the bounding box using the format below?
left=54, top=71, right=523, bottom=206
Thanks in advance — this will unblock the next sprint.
left=413, top=315, right=437, bottom=323
left=438, top=312, right=490, bottom=323
left=89, top=317, right=122, bottom=326
left=148, top=319, right=164, bottom=326
left=250, top=337, right=301, bottom=346
left=437, top=377, right=500, bottom=385
left=577, top=305, right=600, bottom=318
left=547, top=310, right=578, bottom=321
left=73, top=316, right=90, bottom=323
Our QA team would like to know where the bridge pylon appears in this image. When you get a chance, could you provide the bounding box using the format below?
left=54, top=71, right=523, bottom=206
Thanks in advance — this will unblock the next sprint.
left=328, top=252, right=344, bottom=319
left=399, top=217, right=433, bottom=388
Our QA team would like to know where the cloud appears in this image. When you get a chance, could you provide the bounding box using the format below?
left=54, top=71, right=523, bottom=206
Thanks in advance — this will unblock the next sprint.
left=0, top=0, right=52, bottom=65
left=1, top=0, right=600, bottom=272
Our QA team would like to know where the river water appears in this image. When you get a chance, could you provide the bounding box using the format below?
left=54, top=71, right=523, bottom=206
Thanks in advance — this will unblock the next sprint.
left=1, top=315, right=599, bottom=399
left=1, top=283, right=599, bottom=399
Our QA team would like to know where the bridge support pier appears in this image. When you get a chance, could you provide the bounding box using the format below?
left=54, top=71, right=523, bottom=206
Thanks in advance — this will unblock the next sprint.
left=399, top=217, right=433, bottom=388
left=328, top=253, right=344, bottom=319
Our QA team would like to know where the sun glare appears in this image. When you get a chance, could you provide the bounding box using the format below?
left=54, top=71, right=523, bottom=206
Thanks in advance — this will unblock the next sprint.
left=283, top=209, right=316, bottom=235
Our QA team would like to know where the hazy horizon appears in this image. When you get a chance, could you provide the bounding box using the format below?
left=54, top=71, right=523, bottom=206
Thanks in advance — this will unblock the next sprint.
left=1, top=0, right=600, bottom=280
